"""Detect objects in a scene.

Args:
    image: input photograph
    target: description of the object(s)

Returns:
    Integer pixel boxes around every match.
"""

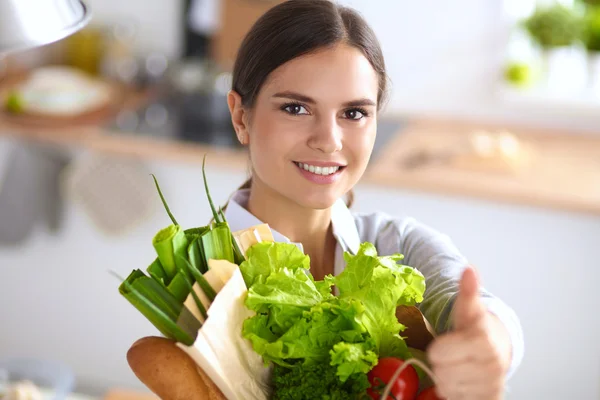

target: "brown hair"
[229,0,389,209]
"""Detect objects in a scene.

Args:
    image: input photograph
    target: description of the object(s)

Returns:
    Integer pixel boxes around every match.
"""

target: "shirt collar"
[223,189,361,255]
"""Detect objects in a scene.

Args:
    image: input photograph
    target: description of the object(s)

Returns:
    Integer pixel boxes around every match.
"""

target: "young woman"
[128,1,524,399]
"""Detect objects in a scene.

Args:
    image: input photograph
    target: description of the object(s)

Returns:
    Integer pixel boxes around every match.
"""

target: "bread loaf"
[127,336,227,400]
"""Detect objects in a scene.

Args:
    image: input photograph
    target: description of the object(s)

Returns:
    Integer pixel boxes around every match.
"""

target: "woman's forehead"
[261,45,379,104]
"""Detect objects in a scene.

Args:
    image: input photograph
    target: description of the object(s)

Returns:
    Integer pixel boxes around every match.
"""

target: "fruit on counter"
[4,91,24,114]
[366,357,419,400]
[503,62,532,87]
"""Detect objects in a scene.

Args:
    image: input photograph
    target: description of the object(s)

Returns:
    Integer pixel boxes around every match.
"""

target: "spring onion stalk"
[147,258,167,284]
[152,223,190,282]
[174,258,209,320]
[116,156,246,345]
[118,269,200,346]
[145,257,188,303]
[151,176,191,284]
[185,227,210,274]
[202,225,235,265]
[202,155,221,224]
[152,174,178,226]
[201,155,245,264]
[178,255,217,302]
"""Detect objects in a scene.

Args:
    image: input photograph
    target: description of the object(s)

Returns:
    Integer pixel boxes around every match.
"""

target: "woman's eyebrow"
[343,98,377,107]
[272,91,376,107]
[272,91,316,104]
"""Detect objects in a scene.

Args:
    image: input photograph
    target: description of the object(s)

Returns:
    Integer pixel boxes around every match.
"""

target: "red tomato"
[366,357,419,400]
[416,387,445,400]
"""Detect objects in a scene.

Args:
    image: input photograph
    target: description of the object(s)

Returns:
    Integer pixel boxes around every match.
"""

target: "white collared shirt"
[224,189,524,379]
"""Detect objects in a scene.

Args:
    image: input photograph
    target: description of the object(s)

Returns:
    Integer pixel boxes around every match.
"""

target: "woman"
[129,1,524,399]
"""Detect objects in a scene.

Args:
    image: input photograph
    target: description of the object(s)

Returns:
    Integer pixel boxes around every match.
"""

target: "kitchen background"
[1,0,599,399]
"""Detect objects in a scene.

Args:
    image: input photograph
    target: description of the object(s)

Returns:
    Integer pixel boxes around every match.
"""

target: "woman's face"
[243,44,380,210]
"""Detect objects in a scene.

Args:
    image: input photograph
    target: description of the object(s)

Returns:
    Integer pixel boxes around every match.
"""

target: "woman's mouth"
[293,161,345,184]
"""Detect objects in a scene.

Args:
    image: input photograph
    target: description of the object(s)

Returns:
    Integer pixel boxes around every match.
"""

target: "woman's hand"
[427,267,513,400]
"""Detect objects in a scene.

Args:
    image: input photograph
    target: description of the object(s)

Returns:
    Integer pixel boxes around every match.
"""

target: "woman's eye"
[344,109,367,120]
[283,104,308,115]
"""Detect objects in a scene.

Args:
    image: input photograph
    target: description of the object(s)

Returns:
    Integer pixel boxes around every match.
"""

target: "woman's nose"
[307,116,342,154]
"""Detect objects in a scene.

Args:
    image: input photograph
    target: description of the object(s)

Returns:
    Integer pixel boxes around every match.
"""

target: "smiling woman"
[127,1,525,399]
[227,0,388,218]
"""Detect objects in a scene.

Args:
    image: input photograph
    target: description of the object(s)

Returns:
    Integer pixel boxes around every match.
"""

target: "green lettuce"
[335,242,426,359]
[240,241,426,394]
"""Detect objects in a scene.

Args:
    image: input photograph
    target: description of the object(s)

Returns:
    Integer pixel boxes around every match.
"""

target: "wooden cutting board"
[365,117,600,216]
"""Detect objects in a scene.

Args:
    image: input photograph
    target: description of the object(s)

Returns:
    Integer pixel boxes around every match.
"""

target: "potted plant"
[523,3,585,92]
[582,6,600,94]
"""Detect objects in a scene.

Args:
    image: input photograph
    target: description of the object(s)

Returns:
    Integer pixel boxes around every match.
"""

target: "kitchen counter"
[365,117,600,216]
[1,78,600,217]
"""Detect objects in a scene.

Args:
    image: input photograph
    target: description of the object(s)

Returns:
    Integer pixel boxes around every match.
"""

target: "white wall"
[1,136,599,399]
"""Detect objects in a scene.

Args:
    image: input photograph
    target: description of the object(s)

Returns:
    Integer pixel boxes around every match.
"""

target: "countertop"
[1,77,600,217]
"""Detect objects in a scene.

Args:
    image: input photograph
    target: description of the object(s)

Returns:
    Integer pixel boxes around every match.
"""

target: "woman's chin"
[292,191,342,211]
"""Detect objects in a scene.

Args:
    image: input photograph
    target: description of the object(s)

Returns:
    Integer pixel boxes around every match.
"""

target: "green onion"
[166,271,192,303]
[152,174,178,226]
[185,227,210,274]
[117,269,200,346]
[202,154,245,264]
[147,258,168,285]
[178,255,217,302]
[116,157,247,346]
[202,224,235,264]
[147,257,189,303]
[202,155,221,224]
[152,225,190,280]
[174,257,209,321]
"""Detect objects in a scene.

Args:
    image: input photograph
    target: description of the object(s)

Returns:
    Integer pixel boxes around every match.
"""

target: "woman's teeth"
[295,162,340,176]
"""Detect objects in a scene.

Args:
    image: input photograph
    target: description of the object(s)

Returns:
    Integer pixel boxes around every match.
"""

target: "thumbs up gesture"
[427,267,513,400]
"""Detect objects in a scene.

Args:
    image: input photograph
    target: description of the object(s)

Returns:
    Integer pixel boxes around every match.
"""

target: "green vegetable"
[583,6,600,52]
[118,269,201,345]
[202,223,235,265]
[152,174,179,225]
[185,227,209,274]
[240,241,426,397]
[152,224,190,281]
[336,243,425,359]
[523,4,583,49]
[178,255,217,302]
[271,362,371,400]
[116,155,244,344]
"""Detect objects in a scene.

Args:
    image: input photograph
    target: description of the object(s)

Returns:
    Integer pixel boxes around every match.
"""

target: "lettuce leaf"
[335,242,426,359]
[240,241,426,389]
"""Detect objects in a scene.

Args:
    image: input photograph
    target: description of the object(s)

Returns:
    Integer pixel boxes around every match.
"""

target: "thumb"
[453,266,486,332]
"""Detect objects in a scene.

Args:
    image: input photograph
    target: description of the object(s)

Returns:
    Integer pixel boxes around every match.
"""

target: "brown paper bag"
[395,305,436,352]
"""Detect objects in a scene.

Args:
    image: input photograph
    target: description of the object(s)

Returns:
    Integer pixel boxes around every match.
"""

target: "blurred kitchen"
[1,0,599,399]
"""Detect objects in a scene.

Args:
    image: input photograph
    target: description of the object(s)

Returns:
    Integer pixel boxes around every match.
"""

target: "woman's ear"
[227,90,249,145]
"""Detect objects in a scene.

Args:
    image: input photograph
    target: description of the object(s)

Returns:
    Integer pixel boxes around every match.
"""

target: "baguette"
[127,336,227,400]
